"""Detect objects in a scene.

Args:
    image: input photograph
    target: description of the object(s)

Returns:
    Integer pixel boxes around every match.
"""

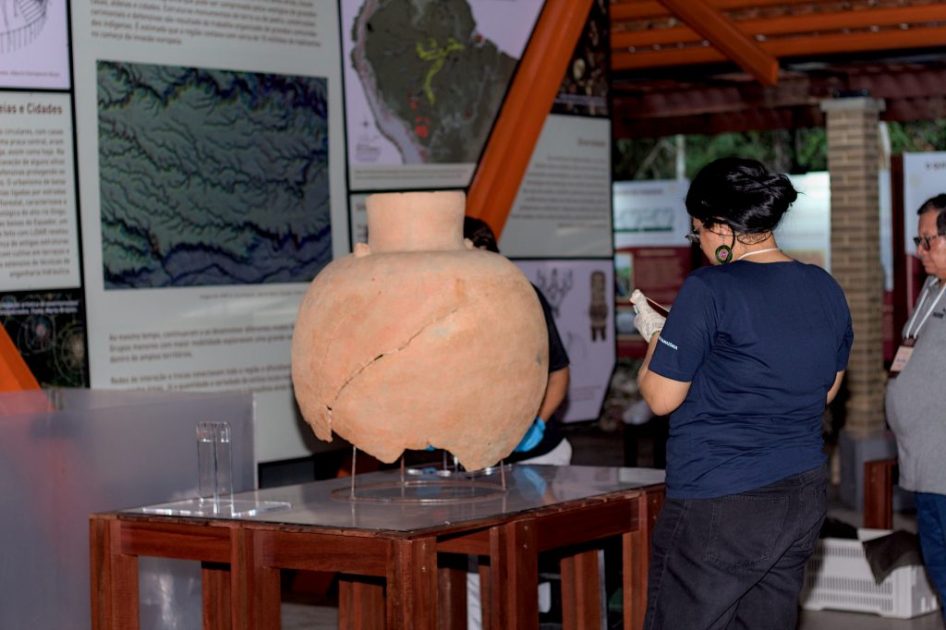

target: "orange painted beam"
[466,0,593,237]
[0,325,40,392]
[655,0,779,85]
[612,5,946,49]
[613,24,946,71]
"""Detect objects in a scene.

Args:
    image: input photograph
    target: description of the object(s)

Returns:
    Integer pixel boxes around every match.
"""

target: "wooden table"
[90,465,664,630]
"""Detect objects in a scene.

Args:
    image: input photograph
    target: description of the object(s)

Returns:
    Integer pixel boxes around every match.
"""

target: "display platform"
[91,465,665,630]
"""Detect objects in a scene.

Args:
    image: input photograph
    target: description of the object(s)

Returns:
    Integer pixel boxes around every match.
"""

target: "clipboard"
[645,297,669,317]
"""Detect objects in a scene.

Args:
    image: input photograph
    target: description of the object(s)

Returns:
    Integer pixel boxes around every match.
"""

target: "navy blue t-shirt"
[648,260,853,499]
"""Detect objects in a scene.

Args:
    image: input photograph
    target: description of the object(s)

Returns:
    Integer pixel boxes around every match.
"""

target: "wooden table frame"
[90,485,664,630]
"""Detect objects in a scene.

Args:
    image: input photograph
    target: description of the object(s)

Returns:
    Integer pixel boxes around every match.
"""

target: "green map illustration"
[351,0,517,164]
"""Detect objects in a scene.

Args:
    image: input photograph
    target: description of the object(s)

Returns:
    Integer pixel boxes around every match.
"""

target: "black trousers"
[644,466,827,630]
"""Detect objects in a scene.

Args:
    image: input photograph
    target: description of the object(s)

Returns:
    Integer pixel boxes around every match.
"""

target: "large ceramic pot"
[291,191,548,470]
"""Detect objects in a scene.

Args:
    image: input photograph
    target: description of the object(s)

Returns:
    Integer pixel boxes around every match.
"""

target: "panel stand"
[138,421,291,518]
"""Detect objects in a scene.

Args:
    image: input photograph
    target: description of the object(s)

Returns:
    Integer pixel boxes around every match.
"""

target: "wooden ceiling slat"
[743,5,946,36]
[767,25,946,57]
[655,0,779,85]
[613,66,946,115]
[612,107,826,138]
[612,5,946,49]
[610,1,666,21]
[612,66,946,113]
[612,26,708,49]
[613,47,725,71]
[613,24,946,71]
[610,0,837,21]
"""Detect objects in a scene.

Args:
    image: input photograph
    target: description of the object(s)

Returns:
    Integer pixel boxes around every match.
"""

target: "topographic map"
[349,0,520,164]
[97,61,331,289]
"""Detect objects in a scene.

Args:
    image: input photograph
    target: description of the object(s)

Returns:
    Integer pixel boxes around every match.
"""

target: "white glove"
[630,289,666,343]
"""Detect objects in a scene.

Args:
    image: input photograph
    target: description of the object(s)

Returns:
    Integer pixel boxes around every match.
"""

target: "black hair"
[462,216,500,253]
[685,157,798,234]
[917,194,946,235]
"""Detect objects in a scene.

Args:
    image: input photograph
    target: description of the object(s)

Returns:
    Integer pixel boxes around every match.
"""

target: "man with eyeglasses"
[887,193,946,622]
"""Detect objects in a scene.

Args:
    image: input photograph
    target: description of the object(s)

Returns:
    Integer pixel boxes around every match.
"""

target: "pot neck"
[366,191,466,253]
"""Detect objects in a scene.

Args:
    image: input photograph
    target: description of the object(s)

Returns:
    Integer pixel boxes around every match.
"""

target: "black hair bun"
[686,157,798,233]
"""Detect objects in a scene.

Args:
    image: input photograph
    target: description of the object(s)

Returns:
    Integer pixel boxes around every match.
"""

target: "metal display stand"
[335,447,510,504]
[137,421,289,519]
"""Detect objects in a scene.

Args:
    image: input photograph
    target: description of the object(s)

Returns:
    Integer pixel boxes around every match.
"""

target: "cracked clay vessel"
[291,191,549,470]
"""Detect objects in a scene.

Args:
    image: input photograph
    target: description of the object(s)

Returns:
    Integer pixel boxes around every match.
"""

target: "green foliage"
[614,128,827,181]
[793,127,828,173]
[886,120,946,153]
[612,137,677,181]
[613,119,946,182]
[683,131,775,175]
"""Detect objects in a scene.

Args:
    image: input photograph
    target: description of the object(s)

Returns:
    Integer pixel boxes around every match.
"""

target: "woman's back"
[648,259,852,499]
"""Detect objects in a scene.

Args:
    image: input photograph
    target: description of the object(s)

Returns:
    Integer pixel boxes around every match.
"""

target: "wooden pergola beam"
[613,24,946,71]
[613,5,946,49]
[612,107,825,138]
[655,0,779,85]
[613,46,723,71]
[769,25,946,58]
[611,0,821,22]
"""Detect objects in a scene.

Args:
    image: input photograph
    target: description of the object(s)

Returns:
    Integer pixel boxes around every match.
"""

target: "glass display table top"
[126,465,664,534]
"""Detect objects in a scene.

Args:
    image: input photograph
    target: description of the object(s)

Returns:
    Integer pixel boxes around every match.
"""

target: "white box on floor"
[800,528,940,619]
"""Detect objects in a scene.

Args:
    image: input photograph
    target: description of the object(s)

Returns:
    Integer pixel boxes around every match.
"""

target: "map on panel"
[343,0,544,189]
[97,62,332,289]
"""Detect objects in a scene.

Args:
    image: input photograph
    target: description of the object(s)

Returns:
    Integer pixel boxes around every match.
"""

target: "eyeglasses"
[913,234,946,251]
[685,227,700,245]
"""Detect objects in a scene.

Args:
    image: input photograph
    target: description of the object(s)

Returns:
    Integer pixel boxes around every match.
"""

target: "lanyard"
[905,279,946,340]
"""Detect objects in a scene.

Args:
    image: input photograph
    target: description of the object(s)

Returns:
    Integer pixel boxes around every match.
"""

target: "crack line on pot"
[329,305,462,415]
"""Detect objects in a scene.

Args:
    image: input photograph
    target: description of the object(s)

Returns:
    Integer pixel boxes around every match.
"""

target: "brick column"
[820,97,886,434]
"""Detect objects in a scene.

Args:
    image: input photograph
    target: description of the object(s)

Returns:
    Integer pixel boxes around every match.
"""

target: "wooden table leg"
[387,537,438,630]
[90,517,141,630]
[623,487,664,630]
[90,516,112,630]
[232,528,280,630]
[202,563,232,630]
[339,575,386,630]
[560,549,601,630]
[488,520,538,630]
[437,555,468,630]
[478,560,492,630]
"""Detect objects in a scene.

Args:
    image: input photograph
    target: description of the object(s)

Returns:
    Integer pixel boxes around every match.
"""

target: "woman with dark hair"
[631,157,853,629]
[461,216,572,465]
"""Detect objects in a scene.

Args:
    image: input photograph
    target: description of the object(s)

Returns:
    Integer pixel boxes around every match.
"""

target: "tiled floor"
[280,601,943,629]
[282,602,337,629]
[799,608,942,630]
[277,423,944,629]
